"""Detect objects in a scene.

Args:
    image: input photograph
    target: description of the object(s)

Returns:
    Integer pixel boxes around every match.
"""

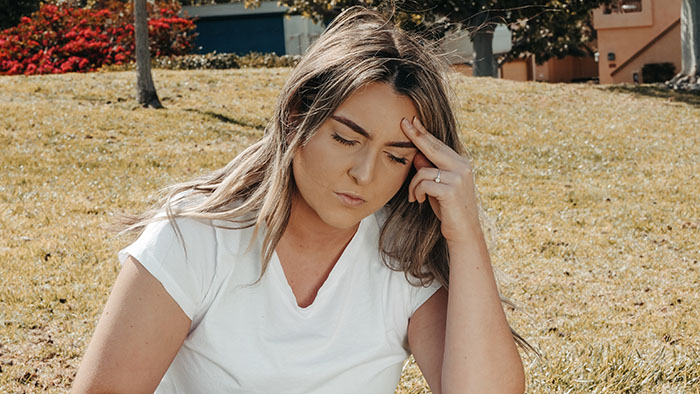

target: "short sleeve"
[408,279,443,318]
[118,217,217,321]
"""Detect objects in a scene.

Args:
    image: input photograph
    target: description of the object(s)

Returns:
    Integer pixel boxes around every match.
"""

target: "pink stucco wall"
[594,0,682,84]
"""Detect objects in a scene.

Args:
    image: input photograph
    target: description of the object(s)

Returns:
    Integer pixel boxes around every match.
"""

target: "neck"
[280,192,359,250]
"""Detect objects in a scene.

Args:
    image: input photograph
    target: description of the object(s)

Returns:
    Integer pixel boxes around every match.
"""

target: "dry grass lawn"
[0,68,698,393]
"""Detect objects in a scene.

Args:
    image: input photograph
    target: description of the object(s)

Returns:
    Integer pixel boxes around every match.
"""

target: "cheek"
[293,141,342,188]
[378,165,412,199]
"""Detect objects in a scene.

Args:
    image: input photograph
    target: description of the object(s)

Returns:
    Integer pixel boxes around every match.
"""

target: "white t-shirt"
[118,209,442,394]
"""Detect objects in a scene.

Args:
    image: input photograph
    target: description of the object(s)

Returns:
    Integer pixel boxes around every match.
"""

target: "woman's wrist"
[444,216,487,250]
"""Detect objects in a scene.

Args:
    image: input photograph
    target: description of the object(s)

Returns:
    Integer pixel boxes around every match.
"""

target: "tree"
[462,1,505,78]
[406,0,614,75]
[507,0,612,64]
[134,0,163,108]
[0,0,40,30]
[667,0,700,92]
[249,0,610,77]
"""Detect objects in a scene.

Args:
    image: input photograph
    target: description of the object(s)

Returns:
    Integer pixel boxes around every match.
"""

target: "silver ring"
[434,169,441,184]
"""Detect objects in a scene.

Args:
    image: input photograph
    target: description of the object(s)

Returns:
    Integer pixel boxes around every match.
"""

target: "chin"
[317,208,370,230]
[322,213,364,230]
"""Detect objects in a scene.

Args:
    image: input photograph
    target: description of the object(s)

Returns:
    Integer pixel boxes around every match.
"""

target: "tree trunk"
[667,0,700,91]
[472,29,497,77]
[469,2,497,78]
[134,0,163,108]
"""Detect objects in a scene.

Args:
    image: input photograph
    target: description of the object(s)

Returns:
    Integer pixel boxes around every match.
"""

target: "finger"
[410,152,434,202]
[401,117,462,170]
[413,177,450,204]
[412,151,434,171]
[409,167,436,202]
[409,167,454,202]
[409,166,437,202]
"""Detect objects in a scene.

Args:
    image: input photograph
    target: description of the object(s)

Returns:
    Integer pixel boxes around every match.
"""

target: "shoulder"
[143,193,256,256]
[146,216,216,244]
[123,216,219,269]
[152,216,257,258]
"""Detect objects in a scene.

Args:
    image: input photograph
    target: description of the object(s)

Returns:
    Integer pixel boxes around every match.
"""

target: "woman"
[72,6,528,394]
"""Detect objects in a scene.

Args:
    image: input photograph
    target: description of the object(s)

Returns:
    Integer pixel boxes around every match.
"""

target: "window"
[603,0,642,14]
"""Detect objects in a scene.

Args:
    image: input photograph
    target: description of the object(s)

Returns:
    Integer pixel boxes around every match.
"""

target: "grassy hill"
[0,69,698,393]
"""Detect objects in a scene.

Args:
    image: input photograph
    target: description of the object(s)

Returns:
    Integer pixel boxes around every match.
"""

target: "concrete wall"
[594,0,682,83]
[611,22,681,83]
[502,59,531,81]
[440,25,512,64]
[452,63,473,77]
[456,55,596,83]
[282,15,325,56]
[533,55,598,83]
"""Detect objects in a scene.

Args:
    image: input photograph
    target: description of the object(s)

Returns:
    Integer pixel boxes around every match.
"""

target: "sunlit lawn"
[0,68,698,393]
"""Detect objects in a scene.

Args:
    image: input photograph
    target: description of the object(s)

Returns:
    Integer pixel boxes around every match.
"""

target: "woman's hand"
[400,116,482,243]
[402,116,526,394]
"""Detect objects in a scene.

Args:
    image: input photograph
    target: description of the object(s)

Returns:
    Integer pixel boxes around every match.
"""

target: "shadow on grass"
[603,84,700,108]
[184,108,266,130]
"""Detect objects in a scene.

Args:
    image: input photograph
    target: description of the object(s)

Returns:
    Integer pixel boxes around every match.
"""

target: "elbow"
[71,387,132,394]
[504,352,526,394]
[441,360,526,394]
[499,344,526,394]
[513,366,526,394]
[70,380,132,394]
[507,356,526,394]
[70,384,106,394]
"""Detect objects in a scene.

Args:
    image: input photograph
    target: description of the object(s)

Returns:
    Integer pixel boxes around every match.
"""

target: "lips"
[335,192,366,207]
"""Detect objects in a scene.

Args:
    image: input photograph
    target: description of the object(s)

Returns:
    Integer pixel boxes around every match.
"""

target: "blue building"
[182,1,326,56]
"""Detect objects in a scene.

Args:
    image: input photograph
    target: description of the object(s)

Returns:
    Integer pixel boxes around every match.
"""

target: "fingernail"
[402,118,411,127]
[412,116,424,134]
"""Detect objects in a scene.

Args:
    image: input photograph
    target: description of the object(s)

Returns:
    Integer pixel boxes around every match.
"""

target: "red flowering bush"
[0,0,196,75]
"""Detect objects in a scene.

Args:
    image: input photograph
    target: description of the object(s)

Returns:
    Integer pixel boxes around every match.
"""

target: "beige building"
[455,0,682,84]
[501,55,599,83]
[453,53,599,83]
[449,24,600,82]
[593,0,682,84]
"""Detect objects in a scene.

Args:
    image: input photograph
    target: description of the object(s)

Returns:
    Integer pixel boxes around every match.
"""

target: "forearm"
[441,222,525,394]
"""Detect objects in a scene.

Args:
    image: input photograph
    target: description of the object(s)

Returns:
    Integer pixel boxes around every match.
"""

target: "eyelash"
[331,132,357,146]
[331,132,408,165]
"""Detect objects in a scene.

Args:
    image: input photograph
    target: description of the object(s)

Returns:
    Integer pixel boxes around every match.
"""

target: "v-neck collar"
[268,214,372,315]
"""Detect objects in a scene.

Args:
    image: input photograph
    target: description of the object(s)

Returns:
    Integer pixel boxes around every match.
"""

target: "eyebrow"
[330,115,416,149]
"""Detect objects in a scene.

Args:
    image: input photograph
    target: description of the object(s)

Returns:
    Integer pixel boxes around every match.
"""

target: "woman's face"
[292,82,419,230]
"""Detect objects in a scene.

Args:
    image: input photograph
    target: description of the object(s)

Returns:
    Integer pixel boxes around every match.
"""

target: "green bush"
[101,52,302,72]
[235,52,301,68]
[154,52,242,70]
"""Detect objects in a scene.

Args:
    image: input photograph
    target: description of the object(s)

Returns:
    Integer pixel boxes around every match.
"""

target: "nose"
[347,148,376,186]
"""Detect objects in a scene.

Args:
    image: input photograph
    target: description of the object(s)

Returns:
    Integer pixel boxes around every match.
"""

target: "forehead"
[332,82,418,140]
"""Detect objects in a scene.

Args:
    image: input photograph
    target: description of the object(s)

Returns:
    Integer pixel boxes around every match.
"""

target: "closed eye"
[387,153,408,165]
[333,132,407,165]
[332,132,358,146]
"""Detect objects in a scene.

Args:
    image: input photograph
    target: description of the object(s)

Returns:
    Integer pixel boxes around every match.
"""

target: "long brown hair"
[120,6,535,354]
